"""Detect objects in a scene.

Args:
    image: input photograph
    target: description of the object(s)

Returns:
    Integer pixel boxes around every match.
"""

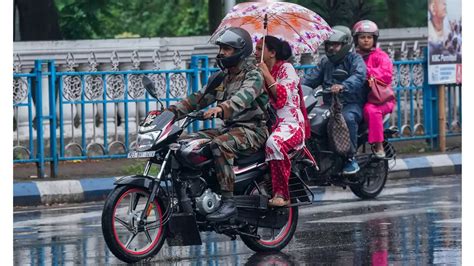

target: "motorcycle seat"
[235,150,266,167]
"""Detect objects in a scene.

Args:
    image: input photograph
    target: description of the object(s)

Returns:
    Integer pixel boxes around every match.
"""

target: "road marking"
[300,200,405,215]
[14,210,102,228]
[306,204,458,224]
[14,205,138,228]
[14,203,103,214]
[434,218,461,224]
[308,183,460,202]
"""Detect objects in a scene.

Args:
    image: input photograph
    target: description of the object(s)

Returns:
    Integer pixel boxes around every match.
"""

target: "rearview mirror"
[142,76,158,99]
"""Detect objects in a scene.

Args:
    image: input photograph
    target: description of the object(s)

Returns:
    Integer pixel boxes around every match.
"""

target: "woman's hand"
[257,62,272,80]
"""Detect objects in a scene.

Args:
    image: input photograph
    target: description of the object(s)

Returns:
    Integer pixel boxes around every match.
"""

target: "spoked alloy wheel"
[102,186,166,263]
[241,181,298,252]
[350,159,388,199]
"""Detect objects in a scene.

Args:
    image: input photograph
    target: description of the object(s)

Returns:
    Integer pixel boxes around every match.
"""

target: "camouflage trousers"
[192,126,268,192]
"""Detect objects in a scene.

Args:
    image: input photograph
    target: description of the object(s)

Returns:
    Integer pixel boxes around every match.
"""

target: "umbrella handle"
[260,35,266,63]
[260,14,268,64]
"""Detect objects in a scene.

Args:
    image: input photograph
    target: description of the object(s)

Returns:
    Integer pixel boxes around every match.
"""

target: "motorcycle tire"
[240,180,298,252]
[350,159,388,199]
[102,185,167,263]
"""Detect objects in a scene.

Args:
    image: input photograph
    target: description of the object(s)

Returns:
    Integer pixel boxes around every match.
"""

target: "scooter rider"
[167,27,269,221]
[302,25,367,175]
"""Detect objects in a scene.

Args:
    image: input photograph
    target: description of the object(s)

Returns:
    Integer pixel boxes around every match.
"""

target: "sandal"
[268,195,290,207]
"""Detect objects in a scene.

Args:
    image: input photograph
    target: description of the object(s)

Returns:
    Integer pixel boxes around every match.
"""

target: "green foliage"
[293,0,427,29]
[56,0,115,39]
[54,0,427,40]
[55,0,209,39]
[121,161,160,176]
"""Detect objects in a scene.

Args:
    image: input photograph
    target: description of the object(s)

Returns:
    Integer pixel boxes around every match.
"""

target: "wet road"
[14,175,461,265]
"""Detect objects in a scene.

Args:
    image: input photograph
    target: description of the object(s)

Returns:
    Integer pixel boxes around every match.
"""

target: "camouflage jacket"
[168,59,269,130]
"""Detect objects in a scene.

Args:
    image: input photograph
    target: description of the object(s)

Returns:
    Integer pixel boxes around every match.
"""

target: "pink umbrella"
[210,1,333,56]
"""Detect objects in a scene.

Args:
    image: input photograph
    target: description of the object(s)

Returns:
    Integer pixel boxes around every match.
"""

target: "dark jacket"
[302,52,367,106]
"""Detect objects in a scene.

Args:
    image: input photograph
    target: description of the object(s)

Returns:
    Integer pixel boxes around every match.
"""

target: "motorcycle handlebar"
[187,110,209,121]
[322,87,346,94]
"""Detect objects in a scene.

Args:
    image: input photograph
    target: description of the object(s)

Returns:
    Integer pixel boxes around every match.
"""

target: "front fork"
[139,149,172,223]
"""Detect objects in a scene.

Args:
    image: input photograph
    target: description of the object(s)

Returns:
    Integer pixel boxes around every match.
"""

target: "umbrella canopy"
[210,1,333,55]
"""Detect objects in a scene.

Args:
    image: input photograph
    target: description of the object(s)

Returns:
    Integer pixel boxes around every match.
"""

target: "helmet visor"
[327,30,347,43]
[214,29,246,49]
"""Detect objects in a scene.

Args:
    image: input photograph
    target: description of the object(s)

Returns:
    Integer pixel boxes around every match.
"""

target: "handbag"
[367,76,395,105]
[327,94,352,156]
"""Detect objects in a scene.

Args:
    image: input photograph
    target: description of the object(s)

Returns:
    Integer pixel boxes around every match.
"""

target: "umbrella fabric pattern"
[210,1,333,55]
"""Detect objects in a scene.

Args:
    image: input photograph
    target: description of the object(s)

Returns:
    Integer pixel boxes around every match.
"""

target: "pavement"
[13,151,462,207]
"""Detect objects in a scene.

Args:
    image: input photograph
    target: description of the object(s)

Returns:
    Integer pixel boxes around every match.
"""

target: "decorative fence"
[13,46,461,178]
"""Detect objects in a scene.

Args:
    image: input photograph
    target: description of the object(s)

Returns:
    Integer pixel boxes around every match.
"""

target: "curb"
[14,177,117,206]
[13,153,462,207]
[388,153,461,179]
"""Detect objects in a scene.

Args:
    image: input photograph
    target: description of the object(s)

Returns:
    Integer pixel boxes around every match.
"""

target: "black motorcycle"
[101,76,316,263]
[301,69,397,199]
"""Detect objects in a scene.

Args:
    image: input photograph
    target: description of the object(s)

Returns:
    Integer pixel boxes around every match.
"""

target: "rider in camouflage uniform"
[168,27,269,221]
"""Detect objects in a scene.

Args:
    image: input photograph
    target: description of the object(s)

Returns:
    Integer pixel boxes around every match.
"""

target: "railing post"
[34,60,45,178]
[198,55,212,129]
[422,48,438,150]
[190,55,200,132]
[48,61,58,178]
[438,85,446,151]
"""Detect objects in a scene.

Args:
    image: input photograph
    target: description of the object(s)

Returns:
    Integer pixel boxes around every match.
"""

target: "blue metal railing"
[13,55,461,178]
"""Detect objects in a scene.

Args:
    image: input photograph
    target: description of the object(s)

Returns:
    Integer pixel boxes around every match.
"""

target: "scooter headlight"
[136,131,161,151]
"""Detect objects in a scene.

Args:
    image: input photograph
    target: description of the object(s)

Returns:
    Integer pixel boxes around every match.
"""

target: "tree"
[14,0,63,41]
[55,0,113,39]
[57,0,209,39]
[13,0,428,41]
[209,0,223,34]
[294,0,426,29]
[384,0,427,28]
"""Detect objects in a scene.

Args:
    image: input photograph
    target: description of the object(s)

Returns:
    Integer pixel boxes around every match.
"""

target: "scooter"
[301,69,397,199]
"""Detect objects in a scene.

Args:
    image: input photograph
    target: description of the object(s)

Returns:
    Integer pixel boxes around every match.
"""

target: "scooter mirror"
[142,76,159,99]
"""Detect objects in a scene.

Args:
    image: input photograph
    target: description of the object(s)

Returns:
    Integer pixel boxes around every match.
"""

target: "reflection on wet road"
[14,175,461,265]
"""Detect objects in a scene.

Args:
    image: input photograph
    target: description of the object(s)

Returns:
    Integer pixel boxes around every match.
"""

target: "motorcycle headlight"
[136,131,161,151]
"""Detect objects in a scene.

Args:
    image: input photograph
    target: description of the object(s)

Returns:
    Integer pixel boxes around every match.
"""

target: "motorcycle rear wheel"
[240,181,298,252]
[102,185,166,263]
[350,159,388,199]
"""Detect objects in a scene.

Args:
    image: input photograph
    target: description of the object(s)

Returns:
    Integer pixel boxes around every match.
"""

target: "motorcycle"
[101,75,317,263]
[301,69,397,199]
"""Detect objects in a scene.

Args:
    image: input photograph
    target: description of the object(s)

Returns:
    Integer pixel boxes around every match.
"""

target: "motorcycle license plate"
[127,151,156,158]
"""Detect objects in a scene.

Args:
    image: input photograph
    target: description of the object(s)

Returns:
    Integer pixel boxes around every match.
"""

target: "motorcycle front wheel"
[101,185,167,263]
[240,180,298,252]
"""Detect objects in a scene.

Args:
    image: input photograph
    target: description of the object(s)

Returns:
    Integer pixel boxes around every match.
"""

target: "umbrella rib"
[213,15,265,34]
[273,12,323,25]
[269,13,317,53]
[223,14,265,27]
[210,14,267,41]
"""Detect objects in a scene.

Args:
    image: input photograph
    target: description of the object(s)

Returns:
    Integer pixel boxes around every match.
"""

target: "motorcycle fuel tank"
[176,138,213,168]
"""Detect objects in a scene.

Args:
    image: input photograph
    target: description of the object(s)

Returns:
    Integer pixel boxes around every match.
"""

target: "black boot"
[206,198,237,222]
